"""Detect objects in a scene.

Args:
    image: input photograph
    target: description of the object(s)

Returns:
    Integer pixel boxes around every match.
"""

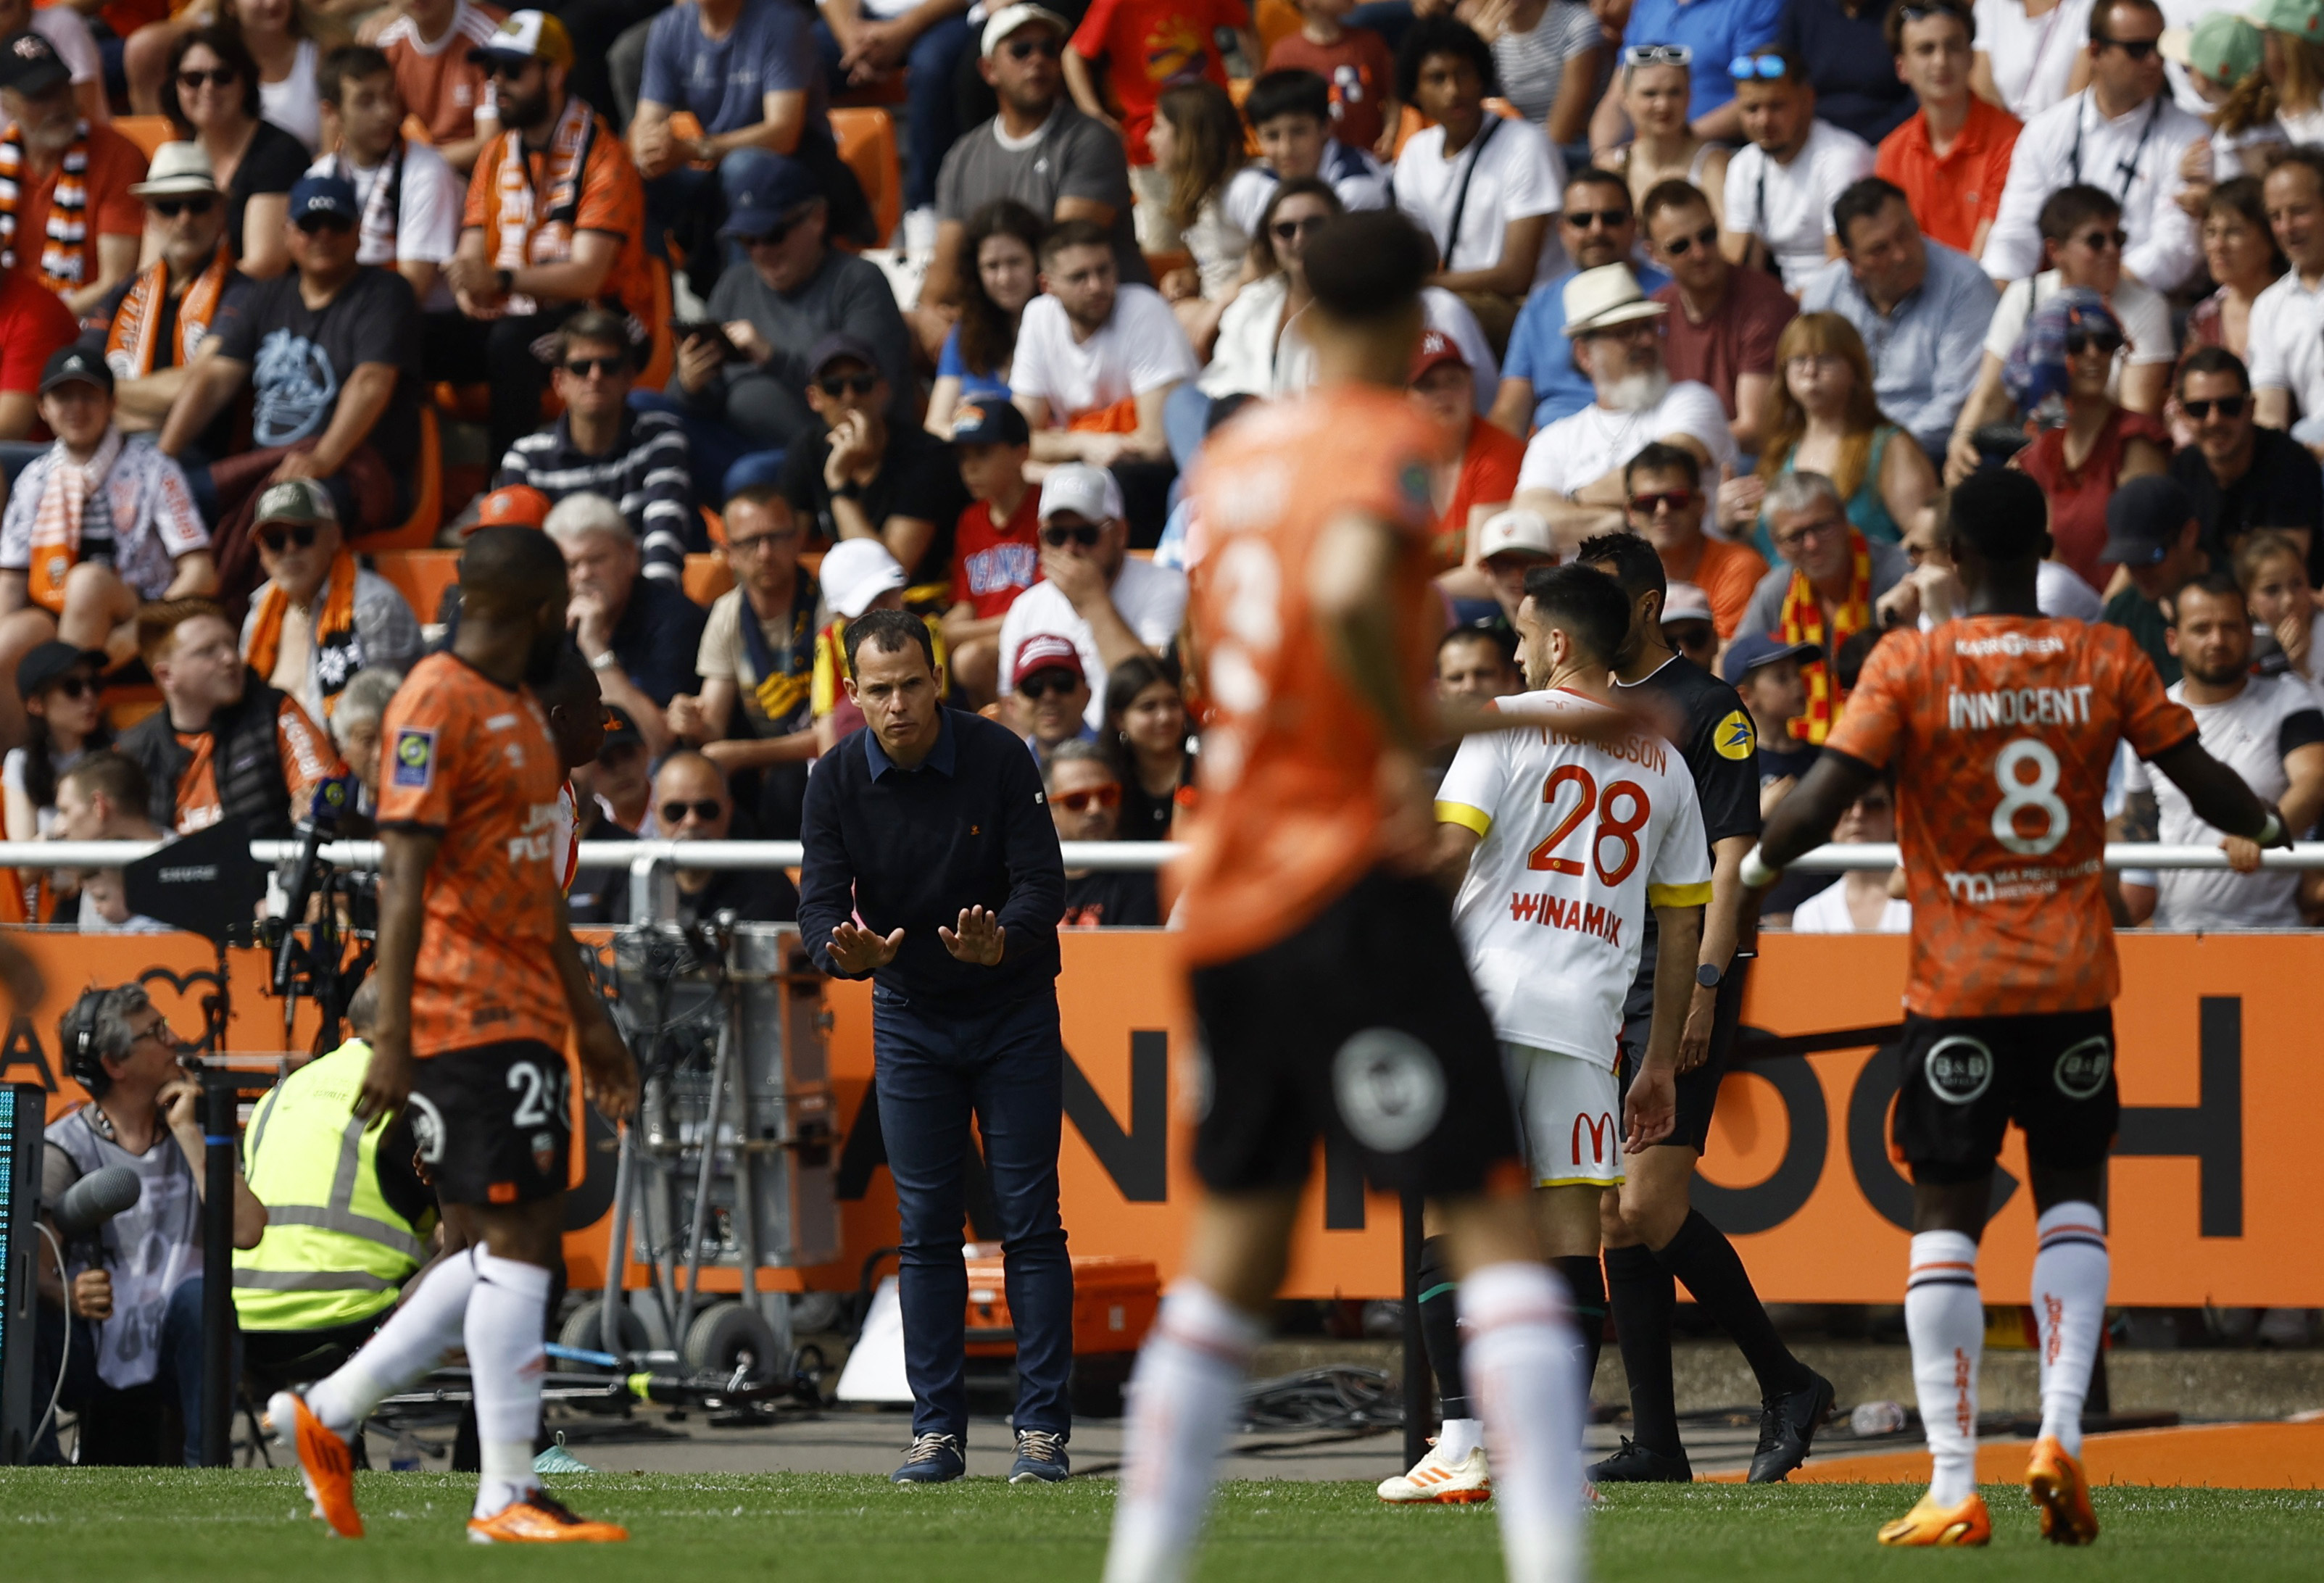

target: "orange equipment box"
[962,1252,1158,1358]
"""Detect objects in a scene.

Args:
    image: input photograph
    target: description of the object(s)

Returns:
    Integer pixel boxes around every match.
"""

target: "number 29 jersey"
[1825,617,2196,1018]
[1436,691,1714,1067]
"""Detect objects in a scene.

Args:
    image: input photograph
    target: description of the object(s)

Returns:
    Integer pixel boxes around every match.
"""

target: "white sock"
[1905,1231,1983,1506]
[305,1248,481,1439]
[2030,1202,2109,1456]
[1437,1416,1485,1464]
[1102,1281,1261,1583]
[1462,1262,1582,1583]
[465,1251,551,1519]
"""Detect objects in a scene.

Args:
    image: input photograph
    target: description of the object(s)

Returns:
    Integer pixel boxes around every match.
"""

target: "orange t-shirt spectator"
[1068,0,1252,165]
[379,0,507,166]
[1622,440,1767,639]
[1409,328,1522,574]
[0,267,80,441]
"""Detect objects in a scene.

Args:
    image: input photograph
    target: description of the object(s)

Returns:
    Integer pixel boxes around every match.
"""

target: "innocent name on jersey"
[1946,685,2096,732]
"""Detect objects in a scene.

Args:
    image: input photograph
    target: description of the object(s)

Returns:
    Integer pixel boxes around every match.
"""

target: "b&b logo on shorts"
[1332,1028,1445,1153]
[1924,1036,1994,1105]
[2054,1036,2112,1100]
[391,727,436,789]
[531,1130,558,1178]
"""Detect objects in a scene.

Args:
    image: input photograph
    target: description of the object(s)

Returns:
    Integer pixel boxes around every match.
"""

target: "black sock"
[1653,1209,1810,1397]
[1415,1235,1471,1420]
[1603,1242,1682,1456]
[1554,1253,1607,1400]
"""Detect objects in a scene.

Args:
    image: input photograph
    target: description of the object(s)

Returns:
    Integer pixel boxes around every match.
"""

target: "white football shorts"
[1501,1041,1624,1187]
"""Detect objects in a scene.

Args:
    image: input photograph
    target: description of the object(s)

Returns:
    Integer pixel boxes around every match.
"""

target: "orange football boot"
[2026,1436,2100,1545]
[1876,1489,1993,1547]
[270,1390,362,1538]
[467,1492,630,1544]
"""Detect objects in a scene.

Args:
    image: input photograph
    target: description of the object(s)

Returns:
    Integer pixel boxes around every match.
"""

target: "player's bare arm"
[549,891,637,1123]
[353,825,441,1122]
[1681,835,1754,1072]
[1753,749,1881,876]
[1626,902,1701,1152]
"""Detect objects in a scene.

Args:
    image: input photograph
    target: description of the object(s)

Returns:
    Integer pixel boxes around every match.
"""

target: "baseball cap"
[820,537,908,619]
[129,141,219,199]
[473,483,552,531]
[807,331,882,380]
[256,478,337,526]
[1476,507,1556,563]
[287,173,358,225]
[1660,582,1714,627]
[1720,632,1822,685]
[1012,633,1084,689]
[949,398,1032,447]
[982,3,1070,57]
[468,9,573,67]
[2162,12,2265,80]
[2249,0,2324,49]
[39,346,112,396]
[597,702,643,757]
[1039,462,1124,524]
[1411,328,1469,383]
[2100,473,2196,567]
[718,154,824,238]
[14,639,104,697]
[0,31,69,96]
[721,451,787,504]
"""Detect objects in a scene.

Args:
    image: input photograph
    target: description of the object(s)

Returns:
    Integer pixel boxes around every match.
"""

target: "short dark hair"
[1305,209,1433,320]
[2271,144,2324,198]
[1519,563,1633,668]
[1395,15,1498,105]
[1640,178,1714,228]
[556,308,636,365]
[2178,344,2253,395]
[844,608,936,673]
[1245,67,1330,128]
[1623,441,1701,492]
[2170,569,2249,626]
[1941,470,2049,562]
[1040,217,1114,263]
[1832,177,1912,249]
[1883,0,1974,54]
[163,25,262,130]
[316,42,391,107]
[59,750,150,819]
[2091,0,2163,41]
[60,984,157,1099]
[2037,183,2122,243]
[1437,618,1517,669]
[1564,165,1631,208]
[1574,529,1668,604]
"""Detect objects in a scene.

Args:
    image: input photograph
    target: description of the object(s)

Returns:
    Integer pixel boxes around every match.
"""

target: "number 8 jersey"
[1825,617,2196,1018]
[1437,691,1714,1068]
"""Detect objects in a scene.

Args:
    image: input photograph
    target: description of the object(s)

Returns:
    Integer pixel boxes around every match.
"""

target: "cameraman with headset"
[33,985,266,1464]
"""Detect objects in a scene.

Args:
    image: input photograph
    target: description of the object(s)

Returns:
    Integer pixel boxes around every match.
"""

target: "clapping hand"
[939,905,1006,965]
[829,921,904,974]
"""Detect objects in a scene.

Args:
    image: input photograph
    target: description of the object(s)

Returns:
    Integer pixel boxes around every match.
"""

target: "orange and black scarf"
[1780,528,1872,744]
[489,94,593,317]
[246,548,363,717]
[103,246,231,378]
[0,119,90,294]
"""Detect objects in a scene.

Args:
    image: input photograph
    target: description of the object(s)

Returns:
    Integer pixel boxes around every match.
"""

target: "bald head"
[654,750,731,842]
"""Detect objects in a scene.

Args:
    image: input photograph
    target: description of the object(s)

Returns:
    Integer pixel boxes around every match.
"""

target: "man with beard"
[2119,573,2324,930]
[0,30,144,317]
[1510,263,1736,549]
[1491,168,1671,435]
[444,11,655,464]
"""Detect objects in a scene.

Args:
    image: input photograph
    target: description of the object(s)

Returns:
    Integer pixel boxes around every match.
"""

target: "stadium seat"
[684,552,734,605]
[833,108,902,254]
[354,404,444,551]
[115,115,172,157]
[638,255,676,394]
[369,549,460,623]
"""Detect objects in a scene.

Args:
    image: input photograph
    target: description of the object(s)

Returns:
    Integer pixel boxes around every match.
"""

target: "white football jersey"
[1437,689,1714,1066]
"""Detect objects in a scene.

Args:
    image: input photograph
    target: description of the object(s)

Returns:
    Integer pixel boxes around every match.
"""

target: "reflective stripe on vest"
[233,1039,428,1331]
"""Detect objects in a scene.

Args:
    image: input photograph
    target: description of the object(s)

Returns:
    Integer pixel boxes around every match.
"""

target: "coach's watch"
[495,267,515,297]
[1695,962,1724,989]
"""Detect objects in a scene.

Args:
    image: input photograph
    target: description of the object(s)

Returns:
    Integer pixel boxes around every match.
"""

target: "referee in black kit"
[795,608,1074,1488]
[1575,533,1835,1484]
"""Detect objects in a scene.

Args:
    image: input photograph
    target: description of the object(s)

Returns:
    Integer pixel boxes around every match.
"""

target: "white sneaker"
[1377,1441,1492,1503]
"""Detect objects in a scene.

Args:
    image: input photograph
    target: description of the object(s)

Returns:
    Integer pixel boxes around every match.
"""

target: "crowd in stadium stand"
[1,0,2323,933]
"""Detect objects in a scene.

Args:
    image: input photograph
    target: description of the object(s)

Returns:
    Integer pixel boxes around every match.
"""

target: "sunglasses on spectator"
[1018,670,1082,700]
[1628,489,1694,515]
[818,373,879,396]
[294,212,353,235]
[1566,207,1630,230]
[1659,224,1719,257]
[1729,54,1788,80]
[2064,328,2123,357]
[1003,34,1063,59]
[1042,523,1102,547]
[1271,215,1327,241]
[177,67,238,89]
[563,354,626,378]
[2096,33,2159,59]
[1624,43,1692,66]
[727,529,799,555]
[258,523,320,554]
[43,674,96,701]
[481,58,534,80]
[661,799,723,823]
[1053,784,1121,813]
[2072,228,2128,251]
[2182,395,2247,419]
[152,196,215,218]
[1773,518,1846,551]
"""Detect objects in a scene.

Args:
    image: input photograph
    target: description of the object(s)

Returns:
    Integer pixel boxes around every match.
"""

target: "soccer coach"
[797,608,1073,1487]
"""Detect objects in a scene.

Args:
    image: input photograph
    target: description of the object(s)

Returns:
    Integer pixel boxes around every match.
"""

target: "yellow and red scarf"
[246,547,364,718]
[0,119,90,295]
[103,246,231,378]
[489,94,593,317]
[1780,528,1872,744]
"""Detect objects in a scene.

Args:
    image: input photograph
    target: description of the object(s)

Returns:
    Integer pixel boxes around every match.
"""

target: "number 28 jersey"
[1825,618,2195,1018]
[1437,691,1714,1067]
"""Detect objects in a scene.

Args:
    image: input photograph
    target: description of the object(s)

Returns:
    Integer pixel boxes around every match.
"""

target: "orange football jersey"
[1826,617,2194,1018]
[375,652,570,1055]
[1173,385,1443,966]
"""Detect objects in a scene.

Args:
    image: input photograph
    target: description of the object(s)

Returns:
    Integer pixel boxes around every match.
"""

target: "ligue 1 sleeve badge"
[391,726,436,789]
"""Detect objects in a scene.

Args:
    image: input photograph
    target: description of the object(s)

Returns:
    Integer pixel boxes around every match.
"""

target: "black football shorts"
[1188,868,1522,1199]
[406,1039,573,1207]
[1890,1007,2118,1183]
[1618,954,1752,1155]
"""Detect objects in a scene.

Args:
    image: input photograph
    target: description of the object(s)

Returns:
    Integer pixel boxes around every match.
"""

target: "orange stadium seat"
[684,552,734,605]
[638,255,675,393]
[115,115,173,157]
[354,404,444,551]
[833,107,902,252]
[369,549,460,623]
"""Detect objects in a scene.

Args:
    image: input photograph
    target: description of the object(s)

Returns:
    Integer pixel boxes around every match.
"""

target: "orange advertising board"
[4,926,2312,1305]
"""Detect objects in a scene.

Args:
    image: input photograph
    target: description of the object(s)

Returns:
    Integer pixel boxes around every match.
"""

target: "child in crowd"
[1220,68,1390,241]
[1264,0,1399,154]
[1066,0,1258,250]
[939,399,1042,707]
[1151,80,1253,348]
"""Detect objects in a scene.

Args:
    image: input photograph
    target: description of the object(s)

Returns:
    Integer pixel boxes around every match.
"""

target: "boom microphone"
[50,1163,140,1239]
[275,773,354,993]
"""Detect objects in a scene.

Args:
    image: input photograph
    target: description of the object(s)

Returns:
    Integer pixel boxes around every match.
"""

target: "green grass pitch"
[4,1471,2320,1580]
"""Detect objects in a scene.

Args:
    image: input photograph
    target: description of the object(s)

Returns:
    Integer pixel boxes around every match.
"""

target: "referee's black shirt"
[797,709,1065,1010]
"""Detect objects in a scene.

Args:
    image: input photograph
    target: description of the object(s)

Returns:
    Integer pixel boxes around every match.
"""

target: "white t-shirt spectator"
[2244,268,2324,423]
[1973,0,2095,122]
[1983,270,2175,400]
[1272,285,1501,411]
[31,6,101,91]
[1393,115,1566,286]
[1011,284,1198,426]
[2120,671,2324,930]
[995,558,1190,731]
[1722,120,1875,292]
[1788,879,1911,932]
[1980,89,2207,290]
[1515,379,1738,496]
[261,37,323,152]
[308,142,464,312]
